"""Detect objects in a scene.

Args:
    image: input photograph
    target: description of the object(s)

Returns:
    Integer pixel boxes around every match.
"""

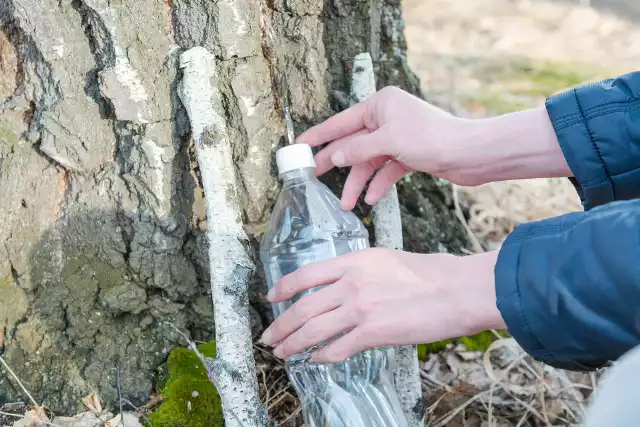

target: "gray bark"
[0,0,469,419]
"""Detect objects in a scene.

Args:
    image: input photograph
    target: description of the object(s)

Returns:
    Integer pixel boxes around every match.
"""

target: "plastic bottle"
[260,143,408,427]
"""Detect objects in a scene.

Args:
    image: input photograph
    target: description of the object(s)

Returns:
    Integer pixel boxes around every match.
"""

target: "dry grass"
[421,336,595,426]
[419,190,595,427]
[254,345,303,426]
[460,179,582,251]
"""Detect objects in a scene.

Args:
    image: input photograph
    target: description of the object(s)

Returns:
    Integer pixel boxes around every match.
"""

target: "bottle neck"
[280,167,316,186]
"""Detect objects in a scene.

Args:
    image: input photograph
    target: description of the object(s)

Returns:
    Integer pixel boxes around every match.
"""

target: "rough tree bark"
[0,0,469,419]
[351,52,423,427]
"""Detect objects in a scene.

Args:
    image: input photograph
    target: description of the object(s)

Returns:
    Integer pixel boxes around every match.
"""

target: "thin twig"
[487,334,582,422]
[503,392,547,424]
[166,322,196,350]
[0,355,39,407]
[536,364,551,426]
[260,367,269,404]
[121,397,155,427]
[515,410,530,427]
[452,184,484,253]
[487,381,496,426]
[0,410,25,419]
[432,388,499,427]
[267,385,291,409]
[116,364,124,425]
[279,406,301,426]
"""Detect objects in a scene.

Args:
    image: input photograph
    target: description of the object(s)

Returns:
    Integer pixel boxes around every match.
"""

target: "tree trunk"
[0,0,469,419]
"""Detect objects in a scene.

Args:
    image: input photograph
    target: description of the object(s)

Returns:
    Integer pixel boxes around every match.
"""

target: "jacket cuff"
[496,222,609,371]
[546,89,614,210]
[494,225,556,363]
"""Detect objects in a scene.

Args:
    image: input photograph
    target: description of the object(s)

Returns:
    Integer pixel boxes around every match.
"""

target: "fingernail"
[267,288,276,302]
[273,345,284,359]
[364,192,374,205]
[331,151,346,167]
[260,328,272,345]
[311,351,323,363]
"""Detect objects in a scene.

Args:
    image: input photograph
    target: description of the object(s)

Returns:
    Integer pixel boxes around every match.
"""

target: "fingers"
[311,327,371,363]
[364,161,408,205]
[268,256,352,302]
[330,128,394,169]
[273,307,355,359]
[261,285,344,346]
[314,129,371,176]
[297,100,376,147]
[340,157,388,211]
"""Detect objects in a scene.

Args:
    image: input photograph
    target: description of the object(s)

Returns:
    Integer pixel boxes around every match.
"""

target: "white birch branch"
[351,52,425,427]
[178,46,267,427]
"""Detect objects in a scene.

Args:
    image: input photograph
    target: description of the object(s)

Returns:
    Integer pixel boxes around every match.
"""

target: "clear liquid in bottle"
[260,144,408,427]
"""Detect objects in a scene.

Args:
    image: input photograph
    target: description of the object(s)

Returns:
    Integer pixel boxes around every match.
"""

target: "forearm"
[465,71,640,207]
[456,251,506,335]
[454,107,572,185]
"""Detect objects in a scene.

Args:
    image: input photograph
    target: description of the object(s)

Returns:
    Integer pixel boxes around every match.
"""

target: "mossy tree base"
[147,342,223,427]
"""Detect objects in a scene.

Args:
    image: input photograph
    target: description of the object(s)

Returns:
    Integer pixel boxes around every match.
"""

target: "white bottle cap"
[276,144,316,175]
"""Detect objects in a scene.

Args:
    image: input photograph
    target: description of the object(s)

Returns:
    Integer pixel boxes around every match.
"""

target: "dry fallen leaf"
[12,406,50,427]
[81,391,103,415]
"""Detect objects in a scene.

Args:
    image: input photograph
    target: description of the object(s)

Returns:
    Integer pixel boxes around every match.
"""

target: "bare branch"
[351,52,424,427]
[178,46,267,427]
[116,365,124,425]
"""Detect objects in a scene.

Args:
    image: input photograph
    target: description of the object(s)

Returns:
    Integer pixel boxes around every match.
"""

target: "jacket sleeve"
[546,71,640,210]
[495,198,640,371]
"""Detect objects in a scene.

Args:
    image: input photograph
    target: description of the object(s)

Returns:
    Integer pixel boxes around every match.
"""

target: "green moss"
[417,339,454,360]
[459,330,509,351]
[147,341,223,427]
[463,58,622,116]
[417,330,510,361]
[479,57,611,93]
[508,59,605,96]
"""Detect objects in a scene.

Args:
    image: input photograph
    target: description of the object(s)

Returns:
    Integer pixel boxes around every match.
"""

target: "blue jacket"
[495,71,640,371]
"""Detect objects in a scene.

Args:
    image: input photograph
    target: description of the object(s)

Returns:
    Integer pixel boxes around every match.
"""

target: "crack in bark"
[1,2,63,146]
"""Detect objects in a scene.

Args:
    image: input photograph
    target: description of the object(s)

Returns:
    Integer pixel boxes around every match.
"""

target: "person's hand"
[260,249,506,363]
[297,86,571,210]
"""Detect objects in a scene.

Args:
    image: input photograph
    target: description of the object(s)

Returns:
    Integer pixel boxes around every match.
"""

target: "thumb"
[330,128,393,168]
